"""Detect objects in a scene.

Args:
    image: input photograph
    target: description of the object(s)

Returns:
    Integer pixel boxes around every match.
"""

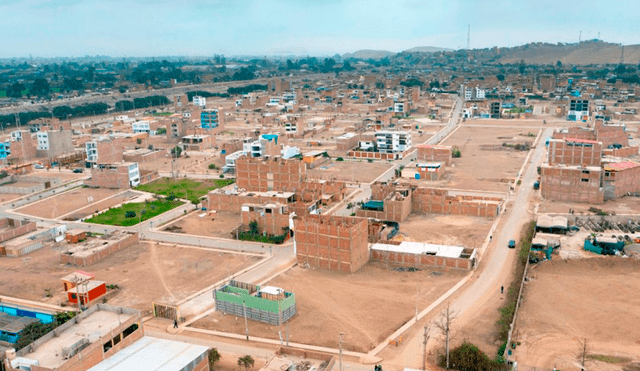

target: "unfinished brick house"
[540,165,604,204]
[84,162,141,189]
[357,182,502,222]
[236,157,307,192]
[603,161,640,199]
[547,138,602,166]
[416,144,453,165]
[240,203,291,236]
[294,215,369,274]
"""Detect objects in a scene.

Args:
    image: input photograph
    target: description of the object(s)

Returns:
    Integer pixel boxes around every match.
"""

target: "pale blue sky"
[2,0,639,58]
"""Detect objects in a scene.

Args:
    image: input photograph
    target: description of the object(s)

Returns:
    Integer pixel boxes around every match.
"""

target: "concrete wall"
[294,215,369,274]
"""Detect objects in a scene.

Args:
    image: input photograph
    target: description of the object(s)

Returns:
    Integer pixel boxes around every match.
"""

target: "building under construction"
[213,280,296,325]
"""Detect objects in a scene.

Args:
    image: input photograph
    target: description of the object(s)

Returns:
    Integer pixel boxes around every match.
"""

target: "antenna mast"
[466,24,470,50]
[620,45,625,64]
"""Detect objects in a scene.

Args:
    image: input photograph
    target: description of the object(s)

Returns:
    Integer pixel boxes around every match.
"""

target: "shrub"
[238,355,255,370]
[125,211,136,218]
[452,146,462,158]
[219,174,225,179]
[208,348,221,368]
[438,341,503,371]
[336,157,344,161]
[208,163,217,170]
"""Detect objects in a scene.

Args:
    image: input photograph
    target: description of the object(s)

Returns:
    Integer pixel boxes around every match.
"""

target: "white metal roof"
[371,241,465,258]
[260,286,284,295]
[87,336,209,371]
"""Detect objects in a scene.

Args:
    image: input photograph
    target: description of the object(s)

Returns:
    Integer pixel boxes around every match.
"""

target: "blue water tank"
[415,173,421,179]
[221,149,226,154]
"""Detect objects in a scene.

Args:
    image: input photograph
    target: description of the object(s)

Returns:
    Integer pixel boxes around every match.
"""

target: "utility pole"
[242,300,249,340]
[422,322,431,370]
[339,332,346,371]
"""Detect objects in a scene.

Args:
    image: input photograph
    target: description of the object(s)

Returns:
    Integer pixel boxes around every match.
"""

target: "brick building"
[240,203,291,236]
[294,215,369,274]
[416,144,452,165]
[84,162,141,189]
[236,157,307,192]
[603,161,640,199]
[540,165,604,204]
[85,138,125,168]
[547,138,602,166]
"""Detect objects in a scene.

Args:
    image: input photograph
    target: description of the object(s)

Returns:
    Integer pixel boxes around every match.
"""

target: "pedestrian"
[173,319,178,328]
[489,235,492,241]
[501,285,504,294]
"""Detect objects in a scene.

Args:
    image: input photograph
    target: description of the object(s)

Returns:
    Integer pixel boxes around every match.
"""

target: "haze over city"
[2,0,640,58]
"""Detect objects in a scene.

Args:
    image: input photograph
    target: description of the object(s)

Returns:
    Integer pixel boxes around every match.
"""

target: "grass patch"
[587,354,631,364]
[136,177,234,204]
[496,220,535,343]
[85,199,183,226]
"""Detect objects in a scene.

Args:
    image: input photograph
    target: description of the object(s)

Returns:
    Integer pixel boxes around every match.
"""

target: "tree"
[237,355,255,370]
[556,60,563,70]
[8,82,26,98]
[248,220,259,234]
[136,138,142,145]
[496,74,505,82]
[435,304,457,369]
[576,338,590,371]
[208,348,221,369]
[31,78,50,97]
[171,146,182,158]
[518,59,526,74]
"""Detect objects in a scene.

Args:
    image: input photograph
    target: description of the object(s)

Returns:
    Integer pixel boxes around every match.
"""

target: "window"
[582,170,590,174]
[581,179,589,183]
[113,333,121,345]
[103,340,113,353]
[122,323,139,338]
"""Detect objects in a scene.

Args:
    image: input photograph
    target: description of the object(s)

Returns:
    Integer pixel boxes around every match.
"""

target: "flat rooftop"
[371,241,470,258]
[87,336,209,371]
[23,307,136,369]
[0,312,39,334]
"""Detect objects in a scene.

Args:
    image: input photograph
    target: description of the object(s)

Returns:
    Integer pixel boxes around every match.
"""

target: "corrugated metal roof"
[87,337,209,371]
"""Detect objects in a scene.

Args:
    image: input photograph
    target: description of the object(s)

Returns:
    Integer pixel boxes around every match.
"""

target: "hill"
[342,49,395,60]
[496,40,640,65]
[403,46,452,53]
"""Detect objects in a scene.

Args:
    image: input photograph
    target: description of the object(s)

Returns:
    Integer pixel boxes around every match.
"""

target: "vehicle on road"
[72,168,84,173]
[508,239,516,249]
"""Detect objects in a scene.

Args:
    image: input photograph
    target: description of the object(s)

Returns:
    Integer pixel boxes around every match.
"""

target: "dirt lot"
[14,187,127,219]
[192,262,466,353]
[63,190,140,220]
[514,258,640,370]
[397,214,493,248]
[442,126,533,192]
[0,242,260,313]
[0,193,25,203]
[162,211,240,239]
[537,195,640,215]
[307,160,393,183]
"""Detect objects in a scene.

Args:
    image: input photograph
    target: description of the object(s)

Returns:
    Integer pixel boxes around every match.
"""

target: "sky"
[2,0,639,58]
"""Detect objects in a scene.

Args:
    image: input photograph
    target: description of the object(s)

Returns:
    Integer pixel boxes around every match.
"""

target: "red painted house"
[67,280,107,305]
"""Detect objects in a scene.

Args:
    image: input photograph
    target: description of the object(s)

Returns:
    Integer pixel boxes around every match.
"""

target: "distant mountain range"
[495,41,640,65]
[342,46,451,60]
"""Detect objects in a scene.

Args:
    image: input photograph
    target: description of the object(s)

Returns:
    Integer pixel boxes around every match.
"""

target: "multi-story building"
[85,138,125,168]
[192,95,206,107]
[491,101,501,119]
[375,130,412,154]
[85,162,141,189]
[0,141,10,160]
[35,130,74,158]
[201,109,221,130]
[459,84,486,101]
[568,98,590,121]
[547,138,602,167]
[180,135,215,151]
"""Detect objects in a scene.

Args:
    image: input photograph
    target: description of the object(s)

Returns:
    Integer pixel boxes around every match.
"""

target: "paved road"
[385,128,552,368]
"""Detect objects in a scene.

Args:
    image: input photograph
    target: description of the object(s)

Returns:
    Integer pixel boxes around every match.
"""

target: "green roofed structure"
[213,280,296,325]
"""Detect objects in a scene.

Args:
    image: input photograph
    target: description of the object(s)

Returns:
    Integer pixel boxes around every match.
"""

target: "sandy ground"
[30,171,87,181]
[537,195,640,215]
[192,263,466,353]
[0,242,260,314]
[0,193,25,203]
[397,214,493,248]
[14,187,125,219]
[514,258,640,370]
[442,126,532,192]
[307,160,394,183]
[162,211,240,239]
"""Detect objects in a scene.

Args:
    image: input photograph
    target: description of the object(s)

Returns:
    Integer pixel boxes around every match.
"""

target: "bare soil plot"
[397,214,493,248]
[537,195,640,215]
[192,263,466,353]
[162,211,240,239]
[307,160,393,183]
[14,187,124,219]
[442,126,531,192]
[0,242,260,313]
[0,193,24,203]
[514,258,640,370]
[32,171,87,181]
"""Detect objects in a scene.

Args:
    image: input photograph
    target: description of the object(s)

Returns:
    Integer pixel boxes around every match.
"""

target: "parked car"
[508,240,516,249]
[72,168,84,173]
[34,164,44,169]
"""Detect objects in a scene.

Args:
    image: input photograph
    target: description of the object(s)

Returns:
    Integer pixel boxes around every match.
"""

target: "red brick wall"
[541,166,604,204]
[547,139,602,166]
[416,145,452,165]
[236,157,307,192]
[411,188,501,218]
[294,215,369,273]
[0,220,37,243]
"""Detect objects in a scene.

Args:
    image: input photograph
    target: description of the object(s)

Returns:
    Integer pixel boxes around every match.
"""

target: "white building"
[222,150,245,173]
[393,101,405,113]
[459,84,486,101]
[192,95,206,107]
[375,130,412,154]
[132,120,151,134]
[36,132,50,150]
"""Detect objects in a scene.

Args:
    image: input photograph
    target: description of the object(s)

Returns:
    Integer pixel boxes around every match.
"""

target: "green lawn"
[136,178,234,204]
[0,91,6,98]
[84,199,184,226]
